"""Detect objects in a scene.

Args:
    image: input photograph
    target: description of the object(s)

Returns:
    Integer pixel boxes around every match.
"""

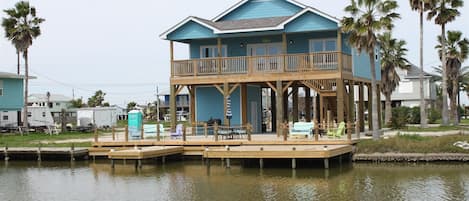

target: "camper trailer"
[0,111,18,128]
[77,107,117,128]
[25,106,55,128]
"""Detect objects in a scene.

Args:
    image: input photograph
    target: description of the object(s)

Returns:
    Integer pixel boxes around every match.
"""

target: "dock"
[203,145,352,169]
[107,146,184,168]
[0,147,88,161]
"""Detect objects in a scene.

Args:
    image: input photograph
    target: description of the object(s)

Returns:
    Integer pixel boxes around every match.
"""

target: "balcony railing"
[172,52,352,77]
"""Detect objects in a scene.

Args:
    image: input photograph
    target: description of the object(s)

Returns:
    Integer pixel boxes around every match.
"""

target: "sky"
[0,0,468,107]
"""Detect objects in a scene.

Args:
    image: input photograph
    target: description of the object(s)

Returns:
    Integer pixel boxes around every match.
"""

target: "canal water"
[1,160,468,201]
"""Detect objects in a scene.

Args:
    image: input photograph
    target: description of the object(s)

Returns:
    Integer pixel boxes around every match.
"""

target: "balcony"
[172,52,352,78]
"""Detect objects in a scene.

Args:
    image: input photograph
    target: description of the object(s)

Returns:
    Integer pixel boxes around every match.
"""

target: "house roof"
[160,0,340,39]
[29,93,72,102]
[0,71,36,79]
[405,64,433,78]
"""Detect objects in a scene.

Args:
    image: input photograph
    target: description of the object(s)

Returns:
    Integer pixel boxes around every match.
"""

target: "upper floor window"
[309,39,337,52]
[56,103,60,106]
[2,115,7,120]
[200,45,227,58]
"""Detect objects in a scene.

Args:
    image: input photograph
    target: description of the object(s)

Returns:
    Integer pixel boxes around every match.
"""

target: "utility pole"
[156,85,160,123]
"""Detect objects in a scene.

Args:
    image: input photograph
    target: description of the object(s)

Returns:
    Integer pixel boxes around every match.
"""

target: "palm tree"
[341,0,400,140]
[2,1,45,132]
[427,0,464,126]
[409,0,433,128]
[379,32,410,125]
[436,31,468,125]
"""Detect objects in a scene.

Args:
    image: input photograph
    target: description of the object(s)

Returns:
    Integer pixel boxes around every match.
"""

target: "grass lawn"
[0,132,93,147]
[400,126,465,132]
[357,134,469,154]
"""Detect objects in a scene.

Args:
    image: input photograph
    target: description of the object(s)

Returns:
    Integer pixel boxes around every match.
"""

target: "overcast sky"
[1,0,468,106]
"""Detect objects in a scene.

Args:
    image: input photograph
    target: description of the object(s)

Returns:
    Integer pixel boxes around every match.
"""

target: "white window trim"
[246,43,283,56]
[308,38,337,53]
[200,45,227,58]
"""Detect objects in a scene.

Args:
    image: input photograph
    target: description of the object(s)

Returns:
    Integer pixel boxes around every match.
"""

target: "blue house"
[161,0,380,134]
[0,72,26,127]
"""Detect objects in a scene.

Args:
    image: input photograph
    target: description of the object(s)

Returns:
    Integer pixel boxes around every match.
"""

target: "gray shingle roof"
[406,64,433,78]
[195,16,291,31]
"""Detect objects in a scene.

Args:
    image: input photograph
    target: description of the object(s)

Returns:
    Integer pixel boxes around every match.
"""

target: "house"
[161,0,381,134]
[28,93,76,123]
[0,71,27,128]
[161,94,190,121]
[389,65,436,108]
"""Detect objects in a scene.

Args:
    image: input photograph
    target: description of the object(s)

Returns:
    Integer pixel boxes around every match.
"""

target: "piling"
[37,143,42,162]
[324,158,329,169]
[247,123,252,141]
[4,145,9,161]
[112,127,116,141]
[226,146,230,168]
[70,143,75,161]
[214,122,219,142]
[291,147,296,169]
[283,122,288,141]
[259,147,264,168]
[125,126,129,142]
[140,124,144,140]
[157,124,161,141]
[204,123,208,138]
[94,128,98,143]
[314,119,319,141]
[347,122,352,140]
[182,124,187,142]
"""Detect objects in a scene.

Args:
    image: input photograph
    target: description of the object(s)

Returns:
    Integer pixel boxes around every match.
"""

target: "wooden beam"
[175,85,184,95]
[377,84,382,129]
[319,95,324,124]
[348,80,355,123]
[170,41,174,77]
[305,88,311,122]
[283,81,294,92]
[223,82,229,126]
[229,83,240,95]
[241,84,248,125]
[358,82,365,132]
[189,85,195,125]
[336,78,345,123]
[213,84,224,94]
[337,30,343,73]
[367,83,373,130]
[271,89,276,132]
[170,85,177,130]
[266,82,277,93]
[292,85,299,122]
[276,80,284,137]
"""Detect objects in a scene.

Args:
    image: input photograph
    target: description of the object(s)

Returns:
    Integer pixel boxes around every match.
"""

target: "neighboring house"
[161,0,380,133]
[0,72,27,128]
[112,105,127,120]
[390,65,436,108]
[28,93,76,123]
[161,94,190,121]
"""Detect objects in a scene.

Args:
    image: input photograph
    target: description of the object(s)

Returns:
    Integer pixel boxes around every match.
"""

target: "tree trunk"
[419,7,427,128]
[17,50,20,75]
[23,49,29,134]
[385,93,392,126]
[441,24,449,126]
[369,52,379,140]
[452,79,459,125]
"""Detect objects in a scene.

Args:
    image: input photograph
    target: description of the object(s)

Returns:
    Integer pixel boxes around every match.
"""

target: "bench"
[289,122,314,138]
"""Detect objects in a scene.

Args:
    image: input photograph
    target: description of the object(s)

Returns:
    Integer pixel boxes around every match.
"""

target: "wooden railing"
[172,52,352,77]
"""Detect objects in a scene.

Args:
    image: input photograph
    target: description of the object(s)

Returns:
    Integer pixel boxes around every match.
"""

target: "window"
[56,102,60,106]
[42,112,46,117]
[200,45,227,58]
[399,81,413,93]
[0,80,3,96]
[2,115,7,120]
[27,112,32,117]
[309,39,337,52]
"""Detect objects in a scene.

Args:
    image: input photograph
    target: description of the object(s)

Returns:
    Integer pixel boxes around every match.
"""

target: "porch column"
[377,84,382,129]
[305,88,311,122]
[271,89,277,132]
[336,79,345,123]
[367,83,373,130]
[348,81,355,123]
[337,30,343,72]
[189,85,196,124]
[319,94,324,124]
[358,82,365,132]
[170,84,177,130]
[282,32,287,72]
[276,81,284,137]
[241,84,248,126]
[283,90,288,122]
[292,85,299,122]
[170,41,174,76]
[223,82,229,126]
[217,38,222,74]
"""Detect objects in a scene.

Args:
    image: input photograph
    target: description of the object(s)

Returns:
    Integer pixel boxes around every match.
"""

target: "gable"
[167,21,217,41]
[219,0,303,21]
[285,11,337,33]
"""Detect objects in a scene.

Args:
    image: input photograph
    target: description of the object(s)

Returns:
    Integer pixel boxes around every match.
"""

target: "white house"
[28,93,74,117]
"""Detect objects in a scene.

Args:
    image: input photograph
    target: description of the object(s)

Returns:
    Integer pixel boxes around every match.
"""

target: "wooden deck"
[107,146,184,160]
[203,145,352,159]
[0,147,88,160]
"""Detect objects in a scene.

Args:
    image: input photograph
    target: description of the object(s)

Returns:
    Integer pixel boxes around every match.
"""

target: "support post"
[170,41,174,76]
[358,82,365,132]
[292,85,299,122]
[247,123,252,141]
[271,89,277,132]
[190,85,196,126]
[336,79,345,123]
[241,84,248,126]
[324,158,329,169]
[223,82,229,126]
[182,124,187,142]
[314,119,319,141]
[292,147,296,169]
[125,126,129,142]
[204,123,208,138]
[377,84,382,129]
[214,122,219,142]
[367,83,373,130]
[112,127,116,141]
[140,124,144,140]
[37,143,42,162]
[94,127,98,143]
[170,85,177,130]
[319,95,324,125]
[4,145,9,161]
[347,122,352,141]
[259,158,264,169]
[162,156,166,164]
[276,81,284,138]
[70,143,75,161]
[111,159,115,169]
[157,124,161,141]
[305,88,311,122]
[283,122,288,141]
[348,81,355,123]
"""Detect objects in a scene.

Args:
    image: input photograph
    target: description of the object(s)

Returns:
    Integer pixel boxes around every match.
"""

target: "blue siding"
[0,78,24,111]
[246,85,262,133]
[220,0,302,21]
[195,86,241,125]
[167,21,217,41]
[352,47,381,81]
[342,33,352,55]
[285,12,337,33]
[190,31,341,58]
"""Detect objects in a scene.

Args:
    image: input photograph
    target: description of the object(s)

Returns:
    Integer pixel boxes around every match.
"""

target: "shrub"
[390,106,410,129]
[428,107,441,124]
[409,106,420,124]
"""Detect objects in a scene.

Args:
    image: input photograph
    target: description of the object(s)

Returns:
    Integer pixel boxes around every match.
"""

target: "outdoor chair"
[170,124,183,139]
[289,122,314,138]
[327,122,345,138]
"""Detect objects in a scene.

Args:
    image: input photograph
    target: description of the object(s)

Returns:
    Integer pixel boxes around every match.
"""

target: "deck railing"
[172,52,352,77]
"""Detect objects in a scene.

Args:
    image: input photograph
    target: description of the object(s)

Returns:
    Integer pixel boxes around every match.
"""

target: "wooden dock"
[0,147,88,161]
[107,146,184,160]
[204,145,353,169]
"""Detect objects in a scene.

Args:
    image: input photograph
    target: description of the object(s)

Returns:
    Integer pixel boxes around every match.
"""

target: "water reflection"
[0,161,468,201]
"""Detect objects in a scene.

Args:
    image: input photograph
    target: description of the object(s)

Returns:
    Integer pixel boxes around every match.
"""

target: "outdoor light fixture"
[240,43,245,48]
[323,145,328,150]
[289,40,294,45]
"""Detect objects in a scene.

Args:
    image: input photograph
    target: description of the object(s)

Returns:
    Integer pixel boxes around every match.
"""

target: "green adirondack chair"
[327,122,345,138]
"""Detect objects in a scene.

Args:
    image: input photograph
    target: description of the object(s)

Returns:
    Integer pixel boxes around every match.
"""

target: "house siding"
[284,12,337,33]
[0,78,24,111]
[219,0,302,21]
[195,86,241,125]
[246,85,262,132]
[352,46,381,81]
[167,21,217,41]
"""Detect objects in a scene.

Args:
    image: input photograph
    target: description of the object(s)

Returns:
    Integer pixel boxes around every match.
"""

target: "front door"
[247,43,282,72]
